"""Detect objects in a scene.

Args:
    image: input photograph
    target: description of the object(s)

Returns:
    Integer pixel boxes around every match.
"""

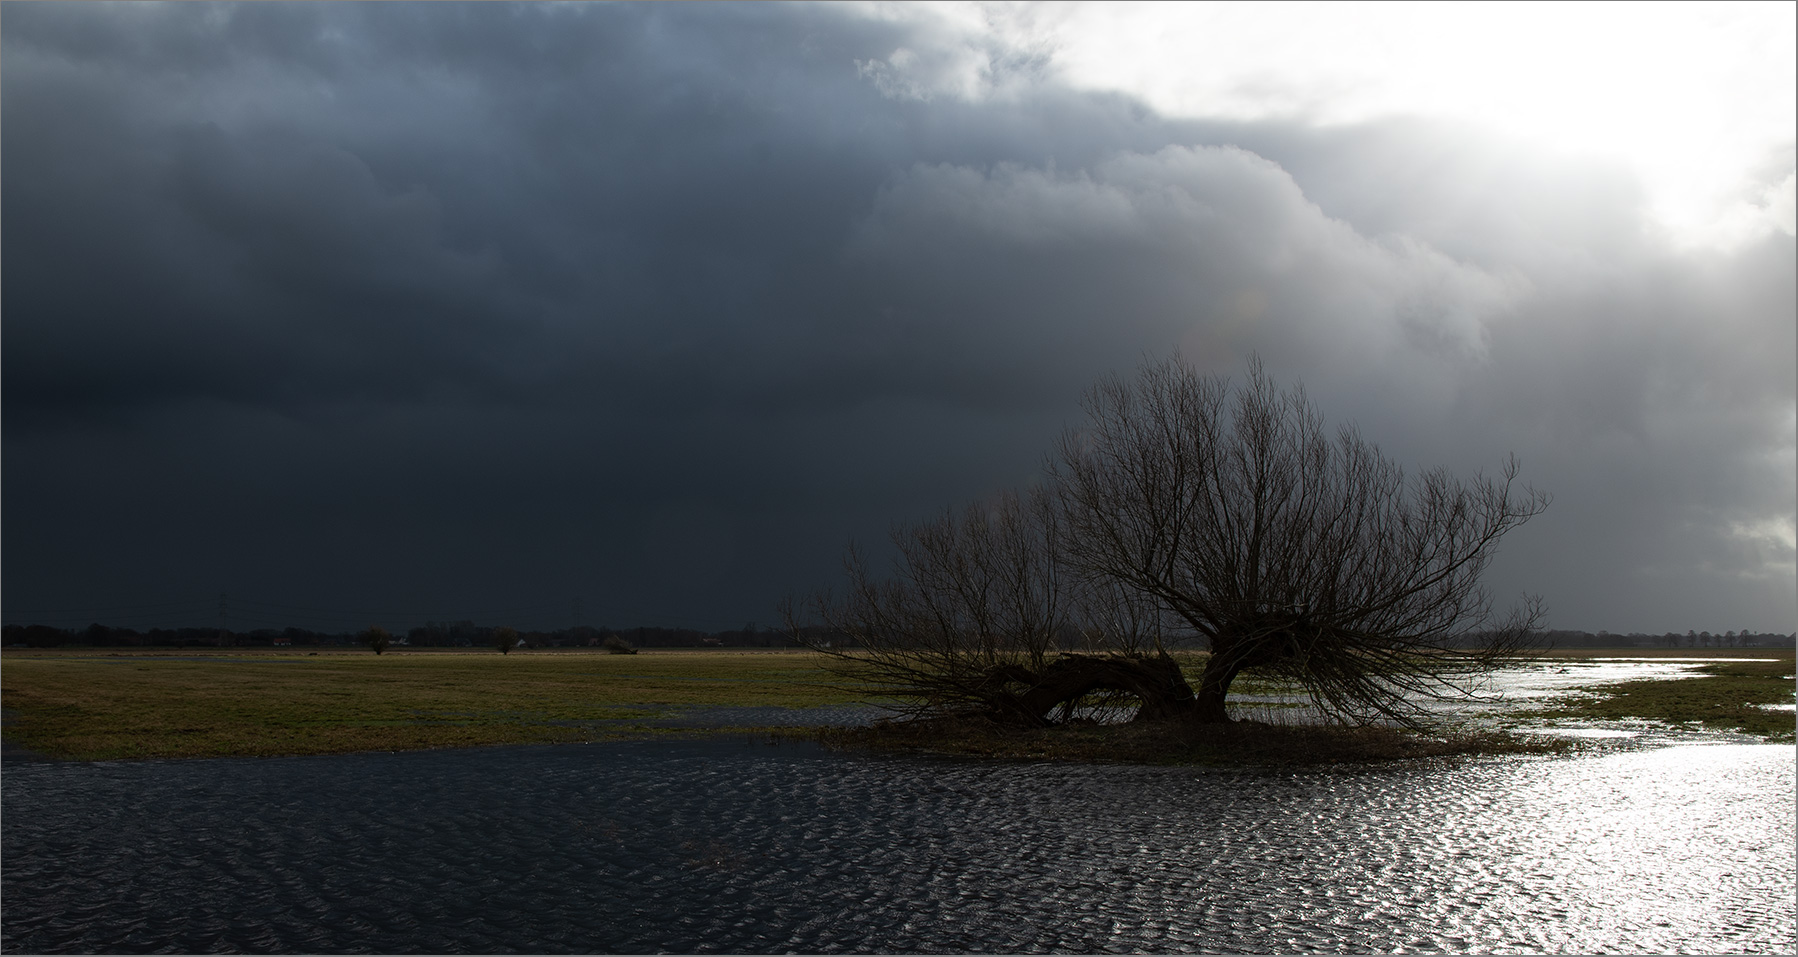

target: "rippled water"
[4,736,1793,954]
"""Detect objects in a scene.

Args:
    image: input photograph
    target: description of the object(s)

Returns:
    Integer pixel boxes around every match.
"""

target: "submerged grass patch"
[0,650,859,760]
[1522,656,1796,742]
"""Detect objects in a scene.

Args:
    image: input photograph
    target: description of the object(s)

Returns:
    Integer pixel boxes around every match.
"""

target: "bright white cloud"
[890,1,1797,251]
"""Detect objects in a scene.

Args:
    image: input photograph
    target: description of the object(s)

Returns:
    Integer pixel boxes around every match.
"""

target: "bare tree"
[361,626,392,656]
[1051,355,1549,725]
[494,626,520,655]
[797,355,1548,730]
[791,487,1197,727]
[796,356,1546,729]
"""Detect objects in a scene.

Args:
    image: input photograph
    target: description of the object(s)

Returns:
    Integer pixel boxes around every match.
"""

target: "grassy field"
[2,646,1790,761]
[1522,655,1796,742]
[0,649,860,761]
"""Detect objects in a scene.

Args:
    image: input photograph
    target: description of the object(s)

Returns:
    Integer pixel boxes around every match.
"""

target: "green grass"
[0,649,861,760]
[1522,656,1796,742]
[9,647,1788,763]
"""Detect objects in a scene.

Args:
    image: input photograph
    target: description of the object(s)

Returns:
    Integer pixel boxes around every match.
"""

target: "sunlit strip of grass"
[1521,657,1796,742]
[0,650,860,760]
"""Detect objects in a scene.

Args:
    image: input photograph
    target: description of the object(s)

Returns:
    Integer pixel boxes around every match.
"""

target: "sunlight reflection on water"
[1228,657,1783,736]
[4,736,1793,953]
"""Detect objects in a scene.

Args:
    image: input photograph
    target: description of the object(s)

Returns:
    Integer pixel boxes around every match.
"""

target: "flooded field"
[1227,656,1788,728]
[4,656,1793,954]
[5,734,1794,953]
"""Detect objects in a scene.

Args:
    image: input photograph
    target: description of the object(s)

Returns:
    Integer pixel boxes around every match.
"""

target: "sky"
[4,1,1793,637]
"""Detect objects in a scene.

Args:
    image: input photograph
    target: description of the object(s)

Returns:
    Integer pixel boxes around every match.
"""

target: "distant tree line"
[1,621,802,649]
[2,621,1789,652]
[1540,629,1794,650]
[1435,629,1792,650]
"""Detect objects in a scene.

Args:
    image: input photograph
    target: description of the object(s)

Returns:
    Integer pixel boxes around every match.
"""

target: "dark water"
[3,738,1792,954]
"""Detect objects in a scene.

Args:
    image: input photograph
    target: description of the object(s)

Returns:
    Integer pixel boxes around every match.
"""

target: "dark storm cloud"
[4,2,1792,633]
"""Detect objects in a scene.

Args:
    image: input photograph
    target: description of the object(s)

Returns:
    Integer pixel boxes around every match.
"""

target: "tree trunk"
[1193,651,1242,723]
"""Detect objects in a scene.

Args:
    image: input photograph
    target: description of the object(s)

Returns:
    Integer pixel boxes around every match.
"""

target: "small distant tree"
[601,634,638,655]
[361,626,392,655]
[494,626,520,655]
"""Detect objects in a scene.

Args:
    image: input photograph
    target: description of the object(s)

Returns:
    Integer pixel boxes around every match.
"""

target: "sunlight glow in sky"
[899,1,1798,250]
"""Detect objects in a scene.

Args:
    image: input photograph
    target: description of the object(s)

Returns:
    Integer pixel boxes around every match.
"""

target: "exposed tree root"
[969,653,1197,727]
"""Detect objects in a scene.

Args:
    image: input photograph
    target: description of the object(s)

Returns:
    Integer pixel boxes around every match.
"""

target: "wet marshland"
[3,659,1793,954]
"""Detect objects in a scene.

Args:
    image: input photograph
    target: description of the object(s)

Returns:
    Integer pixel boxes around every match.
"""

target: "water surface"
[4,736,1792,953]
